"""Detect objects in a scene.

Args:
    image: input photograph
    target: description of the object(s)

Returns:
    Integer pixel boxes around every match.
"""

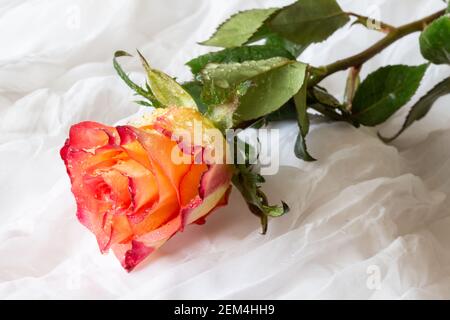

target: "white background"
[1,0,450,299]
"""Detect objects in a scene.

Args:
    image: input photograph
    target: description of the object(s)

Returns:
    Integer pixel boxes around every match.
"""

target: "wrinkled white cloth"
[1,0,450,299]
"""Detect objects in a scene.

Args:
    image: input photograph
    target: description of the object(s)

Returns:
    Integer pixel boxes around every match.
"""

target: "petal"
[136,215,183,247]
[112,240,155,272]
[100,169,132,210]
[113,158,158,212]
[75,175,113,251]
[110,214,133,245]
[179,163,208,206]
[117,130,181,229]
[69,121,118,151]
[132,127,191,194]
[182,183,231,227]
[131,187,179,236]
[199,164,233,198]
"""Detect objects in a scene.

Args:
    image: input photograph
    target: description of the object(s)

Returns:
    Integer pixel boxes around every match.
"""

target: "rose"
[61,107,232,271]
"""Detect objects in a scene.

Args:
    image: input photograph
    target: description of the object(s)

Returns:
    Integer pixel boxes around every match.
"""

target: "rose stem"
[309,9,446,87]
[346,11,396,34]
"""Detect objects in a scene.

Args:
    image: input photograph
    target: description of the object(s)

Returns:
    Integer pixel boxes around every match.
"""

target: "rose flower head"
[61,107,232,271]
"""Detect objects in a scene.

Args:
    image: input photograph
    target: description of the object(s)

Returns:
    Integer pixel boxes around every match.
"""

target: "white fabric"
[1,0,450,299]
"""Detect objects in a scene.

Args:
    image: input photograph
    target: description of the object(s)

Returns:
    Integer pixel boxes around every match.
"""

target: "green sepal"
[294,74,316,161]
[232,164,289,234]
[113,50,161,107]
[136,50,197,109]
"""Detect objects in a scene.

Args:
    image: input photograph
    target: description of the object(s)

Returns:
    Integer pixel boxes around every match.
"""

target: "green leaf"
[201,8,278,48]
[199,58,290,107]
[245,24,274,44]
[420,15,450,65]
[296,85,309,136]
[186,45,294,75]
[113,50,161,107]
[265,100,297,122]
[232,164,289,234]
[268,0,349,46]
[380,77,450,142]
[200,57,291,89]
[352,64,428,126]
[134,100,153,107]
[199,57,306,128]
[265,34,307,57]
[137,50,197,109]
[294,75,316,161]
[306,86,359,126]
[199,57,288,123]
[309,103,346,121]
[235,61,307,122]
[205,100,239,132]
[309,86,342,109]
